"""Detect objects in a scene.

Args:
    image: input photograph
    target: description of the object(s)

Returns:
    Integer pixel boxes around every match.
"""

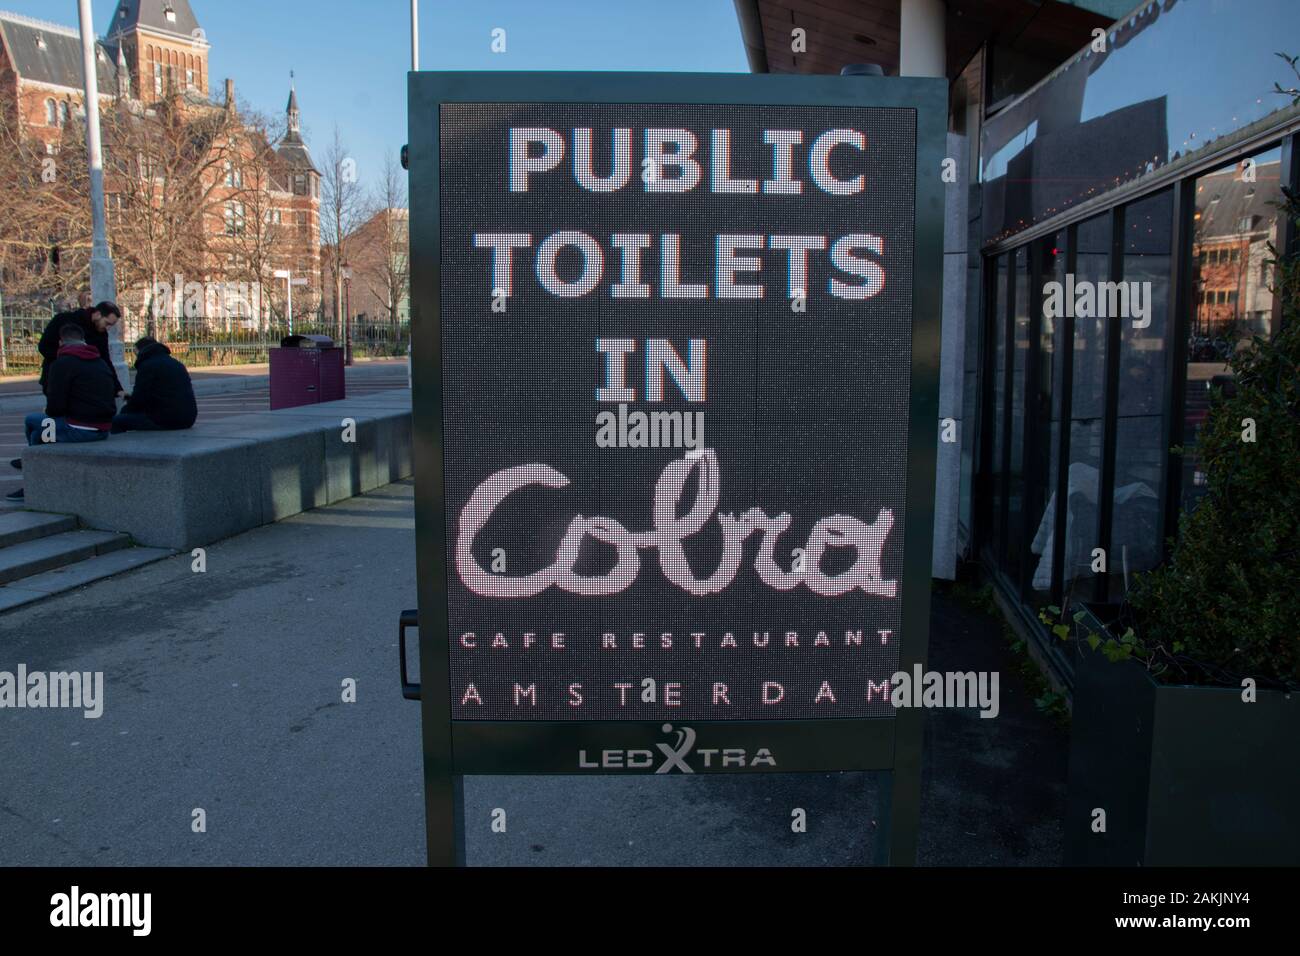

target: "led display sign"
[407,72,943,864]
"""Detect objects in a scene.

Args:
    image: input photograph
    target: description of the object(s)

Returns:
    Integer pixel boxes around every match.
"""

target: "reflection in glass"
[980,0,1300,244]
[1184,146,1284,512]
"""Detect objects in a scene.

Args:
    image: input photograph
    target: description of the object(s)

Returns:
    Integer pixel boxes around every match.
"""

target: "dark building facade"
[735,0,1300,690]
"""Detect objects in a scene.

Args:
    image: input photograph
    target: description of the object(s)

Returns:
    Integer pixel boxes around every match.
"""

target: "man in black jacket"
[7,324,116,500]
[111,337,197,433]
[37,301,123,396]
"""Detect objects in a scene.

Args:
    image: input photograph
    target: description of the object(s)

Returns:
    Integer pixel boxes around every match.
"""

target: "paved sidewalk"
[0,480,1067,866]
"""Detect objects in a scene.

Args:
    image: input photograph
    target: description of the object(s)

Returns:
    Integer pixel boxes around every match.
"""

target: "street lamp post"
[78,0,129,390]
[273,268,294,335]
[341,263,353,365]
[411,0,419,71]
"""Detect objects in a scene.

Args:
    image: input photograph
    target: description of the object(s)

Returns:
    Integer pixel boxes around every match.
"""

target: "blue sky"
[5,0,748,197]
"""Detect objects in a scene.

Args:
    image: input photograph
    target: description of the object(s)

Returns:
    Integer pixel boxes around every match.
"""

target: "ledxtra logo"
[578,722,776,773]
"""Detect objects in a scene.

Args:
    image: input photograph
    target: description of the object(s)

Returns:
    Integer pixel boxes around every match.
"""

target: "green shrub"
[1124,258,1300,687]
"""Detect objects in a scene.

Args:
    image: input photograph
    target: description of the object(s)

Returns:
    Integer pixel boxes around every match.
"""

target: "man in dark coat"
[7,324,116,500]
[111,337,198,433]
[37,301,123,396]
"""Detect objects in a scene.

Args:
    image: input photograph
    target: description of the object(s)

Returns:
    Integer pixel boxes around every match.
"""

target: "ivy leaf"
[1086,634,1102,651]
[1053,624,1071,641]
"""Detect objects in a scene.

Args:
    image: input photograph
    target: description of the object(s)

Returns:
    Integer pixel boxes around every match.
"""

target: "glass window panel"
[960,260,980,538]
[989,254,1009,561]
[1111,189,1173,598]
[1064,214,1111,599]
[1005,247,1030,585]
[980,0,1300,243]
[1029,234,1066,602]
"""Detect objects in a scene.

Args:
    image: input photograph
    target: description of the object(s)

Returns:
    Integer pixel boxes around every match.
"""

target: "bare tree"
[364,151,409,332]
[102,94,251,333]
[217,103,288,329]
[0,103,94,305]
[319,126,365,341]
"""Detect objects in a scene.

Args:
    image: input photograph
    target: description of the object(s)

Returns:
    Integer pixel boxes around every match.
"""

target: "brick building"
[0,1,321,322]
[323,206,410,330]
[1190,160,1282,339]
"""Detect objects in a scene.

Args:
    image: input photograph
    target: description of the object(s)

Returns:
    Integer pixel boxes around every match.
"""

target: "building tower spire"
[286,70,299,135]
[115,40,129,98]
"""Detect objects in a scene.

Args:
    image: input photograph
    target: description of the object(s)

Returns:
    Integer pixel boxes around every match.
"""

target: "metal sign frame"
[406,70,946,866]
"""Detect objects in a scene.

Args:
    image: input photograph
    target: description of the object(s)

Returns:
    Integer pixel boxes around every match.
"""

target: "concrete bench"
[23,390,412,551]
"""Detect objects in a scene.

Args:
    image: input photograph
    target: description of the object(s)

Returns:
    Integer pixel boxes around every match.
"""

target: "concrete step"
[0,529,131,586]
[0,546,173,613]
[0,511,77,550]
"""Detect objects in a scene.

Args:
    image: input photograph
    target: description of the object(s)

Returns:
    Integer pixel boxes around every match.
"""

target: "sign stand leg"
[887,707,926,865]
[422,764,458,866]
[452,774,467,866]
[873,773,893,866]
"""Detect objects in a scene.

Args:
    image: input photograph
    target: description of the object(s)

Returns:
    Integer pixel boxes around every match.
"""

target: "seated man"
[7,324,116,500]
[111,337,198,433]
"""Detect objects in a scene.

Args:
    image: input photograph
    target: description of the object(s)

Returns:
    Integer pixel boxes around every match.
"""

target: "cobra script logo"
[578,723,777,773]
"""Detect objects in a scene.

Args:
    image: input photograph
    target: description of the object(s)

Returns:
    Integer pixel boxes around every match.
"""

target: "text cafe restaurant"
[734,0,1300,691]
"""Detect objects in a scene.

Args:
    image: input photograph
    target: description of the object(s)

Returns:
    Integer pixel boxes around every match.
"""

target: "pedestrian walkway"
[0,478,1068,866]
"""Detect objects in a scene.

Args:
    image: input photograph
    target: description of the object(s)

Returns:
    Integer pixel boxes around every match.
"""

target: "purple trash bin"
[269,335,346,410]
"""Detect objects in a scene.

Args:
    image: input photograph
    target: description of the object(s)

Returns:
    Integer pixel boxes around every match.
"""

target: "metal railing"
[0,313,410,373]
[0,313,54,374]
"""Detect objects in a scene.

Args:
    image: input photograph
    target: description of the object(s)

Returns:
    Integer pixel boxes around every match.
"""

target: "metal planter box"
[1064,605,1300,865]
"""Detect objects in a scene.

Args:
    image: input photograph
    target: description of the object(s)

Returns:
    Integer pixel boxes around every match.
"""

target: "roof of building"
[277,138,318,175]
[106,0,204,44]
[734,0,1115,81]
[1195,160,1284,242]
[0,11,119,92]
[276,87,318,174]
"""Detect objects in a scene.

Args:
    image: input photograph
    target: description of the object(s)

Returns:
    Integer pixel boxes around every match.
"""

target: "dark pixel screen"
[438,102,917,720]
